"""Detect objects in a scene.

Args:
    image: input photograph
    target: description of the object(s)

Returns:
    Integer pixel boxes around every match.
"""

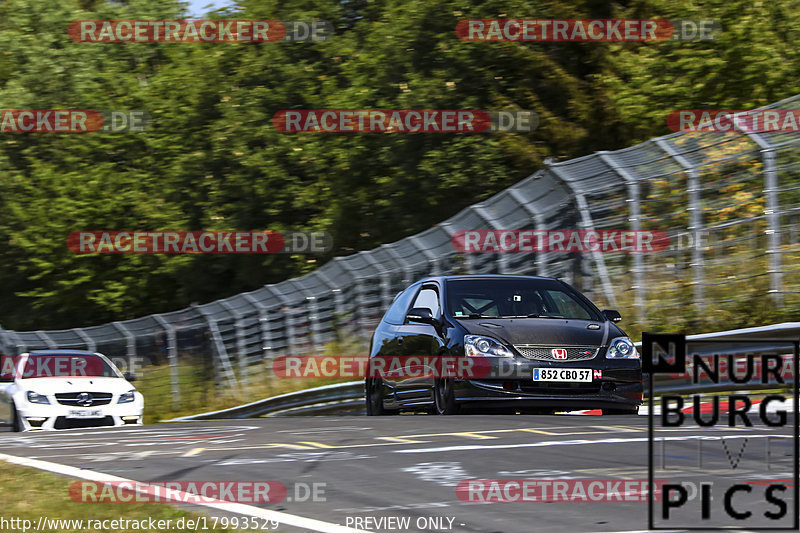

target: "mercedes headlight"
[118,390,136,404]
[606,337,639,359]
[464,335,513,357]
[26,391,50,404]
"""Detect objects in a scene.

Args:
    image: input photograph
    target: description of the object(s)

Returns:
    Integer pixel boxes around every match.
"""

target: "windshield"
[16,354,119,379]
[446,278,602,320]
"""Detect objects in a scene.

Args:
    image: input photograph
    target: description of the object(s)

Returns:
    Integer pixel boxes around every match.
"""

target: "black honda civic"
[365,275,642,415]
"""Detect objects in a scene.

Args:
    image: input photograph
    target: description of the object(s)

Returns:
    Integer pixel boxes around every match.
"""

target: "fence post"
[35,331,58,349]
[241,293,278,371]
[547,165,617,307]
[332,260,371,341]
[599,153,646,322]
[506,186,546,276]
[655,139,705,312]
[314,269,350,342]
[74,328,97,352]
[304,295,324,354]
[219,301,250,387]
[7,330,27,355]
[0,324,12,355]
[471,205,511,274]
[153,315,180,408]
[744,132,783,305]
[270,289,297,356]
[112,322,137,375]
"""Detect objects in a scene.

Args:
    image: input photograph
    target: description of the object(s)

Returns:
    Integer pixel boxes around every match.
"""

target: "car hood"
[455,318,622,346]
[16,377,134,394]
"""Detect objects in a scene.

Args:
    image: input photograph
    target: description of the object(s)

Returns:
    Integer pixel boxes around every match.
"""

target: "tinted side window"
[545,290,593,320]
[412,286,440,317]
[382,286,418,325]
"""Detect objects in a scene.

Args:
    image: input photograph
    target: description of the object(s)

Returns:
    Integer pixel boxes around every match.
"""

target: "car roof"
[416,274,560,284]
[26,350,99,356]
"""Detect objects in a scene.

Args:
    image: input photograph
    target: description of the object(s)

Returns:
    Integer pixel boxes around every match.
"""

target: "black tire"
[434,378,460,415]
[11,402,21,432]
[365,378,396,415]
[602,406,639,415]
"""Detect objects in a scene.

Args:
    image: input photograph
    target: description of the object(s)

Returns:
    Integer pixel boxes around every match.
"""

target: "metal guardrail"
[165,381,365,421]
[166,323,799,420]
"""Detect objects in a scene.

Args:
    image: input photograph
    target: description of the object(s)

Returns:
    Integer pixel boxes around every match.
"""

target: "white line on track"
[393,434,789,454]
[0,452,372,533]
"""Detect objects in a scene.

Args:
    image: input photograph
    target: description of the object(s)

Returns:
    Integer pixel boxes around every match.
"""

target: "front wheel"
[11,402,21,432]
[365,378,395,415]
[434,378,460,415]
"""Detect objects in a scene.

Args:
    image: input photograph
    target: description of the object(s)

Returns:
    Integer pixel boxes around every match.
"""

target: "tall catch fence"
[2,94,800,407]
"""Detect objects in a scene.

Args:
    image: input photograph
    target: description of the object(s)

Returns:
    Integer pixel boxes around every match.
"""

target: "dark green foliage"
[0,0,797,329]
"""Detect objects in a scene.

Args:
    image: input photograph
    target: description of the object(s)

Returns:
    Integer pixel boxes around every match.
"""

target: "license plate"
[532,368,593,382]
[67,409,103,418]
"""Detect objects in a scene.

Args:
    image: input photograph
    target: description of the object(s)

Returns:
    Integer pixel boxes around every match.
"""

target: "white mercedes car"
[0,350,144,431]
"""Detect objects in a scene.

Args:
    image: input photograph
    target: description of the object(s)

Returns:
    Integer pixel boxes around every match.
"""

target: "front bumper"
[452,356,642,411]
[16,397,144,431]
[454,379,642,410]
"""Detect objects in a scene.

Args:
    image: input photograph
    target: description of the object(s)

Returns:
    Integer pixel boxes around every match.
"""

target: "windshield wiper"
[457,313,494,319]
[494,314,567,318]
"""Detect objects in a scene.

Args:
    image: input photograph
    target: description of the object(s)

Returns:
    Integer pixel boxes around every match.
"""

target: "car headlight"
[606,337,639,359]
[464,335,513,357]
[26,391,50,404]
[118,390,136,404]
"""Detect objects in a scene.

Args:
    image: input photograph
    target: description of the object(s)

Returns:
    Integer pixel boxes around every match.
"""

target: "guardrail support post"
[74,328,97,352]
[219,301,250,388]
[656,139,705,313]
[112,322,137,378]
[600,153,646,322]
[153,315,180,408]
[35,331,58,349]
[745,132,784,305]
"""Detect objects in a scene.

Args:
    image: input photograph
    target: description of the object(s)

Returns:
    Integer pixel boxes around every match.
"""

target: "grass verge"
[0,461,240,532]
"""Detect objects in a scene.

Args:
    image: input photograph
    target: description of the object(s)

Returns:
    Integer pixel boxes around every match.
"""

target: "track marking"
[0,452,371,533]
[378,436,429,444]
[443,432,497,440]
[518,428,566,435]
[267,443,319,450]
[182,447,205,457]
[394,434,791,454]
[297,441,335,448]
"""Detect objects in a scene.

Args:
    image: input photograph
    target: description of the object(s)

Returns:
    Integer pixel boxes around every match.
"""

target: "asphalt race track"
[1,413,796,533]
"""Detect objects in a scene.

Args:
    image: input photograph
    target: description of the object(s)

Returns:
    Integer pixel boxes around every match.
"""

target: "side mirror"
[123,371,137,382]
[602,309,622,323]
[406,307,438,326]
